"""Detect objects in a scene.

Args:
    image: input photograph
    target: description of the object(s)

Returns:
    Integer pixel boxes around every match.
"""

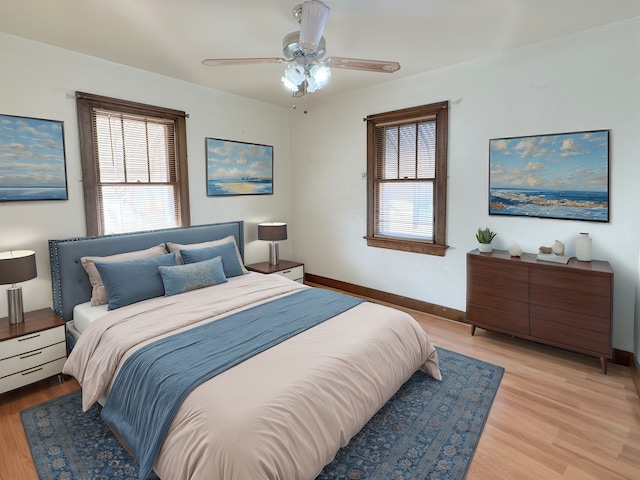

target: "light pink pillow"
[81,244,167,306]
[166,235,248,273]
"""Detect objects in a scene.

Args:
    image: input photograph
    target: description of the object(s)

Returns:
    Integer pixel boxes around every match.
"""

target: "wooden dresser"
[466,249,613,373]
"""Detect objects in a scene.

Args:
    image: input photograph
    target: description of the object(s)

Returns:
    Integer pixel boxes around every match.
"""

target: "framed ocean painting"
[206,138,273,196]
[0,113,68,201]
[489,130,609,222]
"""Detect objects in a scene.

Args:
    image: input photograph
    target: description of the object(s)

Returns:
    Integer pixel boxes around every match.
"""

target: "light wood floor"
[1,306,639,479]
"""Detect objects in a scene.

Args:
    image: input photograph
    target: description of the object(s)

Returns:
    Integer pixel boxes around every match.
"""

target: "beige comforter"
[64,273,441,480]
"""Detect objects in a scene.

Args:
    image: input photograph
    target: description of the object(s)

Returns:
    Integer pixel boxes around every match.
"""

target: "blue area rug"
[21,347,503,480]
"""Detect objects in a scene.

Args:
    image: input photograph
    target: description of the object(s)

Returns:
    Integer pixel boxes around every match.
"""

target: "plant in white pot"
[476,227,497,252]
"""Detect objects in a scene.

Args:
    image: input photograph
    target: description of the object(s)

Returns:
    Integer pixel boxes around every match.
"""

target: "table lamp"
[0,250,37,324]
[258,222,287,266]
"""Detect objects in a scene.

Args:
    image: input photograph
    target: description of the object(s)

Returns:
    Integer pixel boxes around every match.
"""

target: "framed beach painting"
[206,138,273,196]
[489,129,609,222]
[0,113,68,201]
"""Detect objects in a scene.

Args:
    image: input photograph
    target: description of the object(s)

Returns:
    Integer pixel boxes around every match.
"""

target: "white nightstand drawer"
[0,325,65,361]
[275,265,304,283]
[0,357,66,395]
[0,340,66,378]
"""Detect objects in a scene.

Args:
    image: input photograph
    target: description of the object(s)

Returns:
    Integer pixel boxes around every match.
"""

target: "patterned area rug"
[21,347,503,480]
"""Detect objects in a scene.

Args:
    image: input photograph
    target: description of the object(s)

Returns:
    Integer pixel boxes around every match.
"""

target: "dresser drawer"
[467,273,529,304]
[530,268,611,296]
[468,256,528,283]
[467,304,529,335]
[0,325,65,361]
[467,287,529,317]
[275,265,304,283]
[530,318,610,355]
[0,357,66,395]
[0,340,66,378]
[531,304,610,334]
[530,285,610,318]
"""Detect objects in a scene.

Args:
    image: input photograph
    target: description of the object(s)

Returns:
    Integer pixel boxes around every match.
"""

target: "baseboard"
[631,358,640,401]
[611,349,632,367]
[304,272,632,368]
[304,273,466,323]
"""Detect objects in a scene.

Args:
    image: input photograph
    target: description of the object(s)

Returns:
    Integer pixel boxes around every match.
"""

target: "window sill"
[364,236,449,256]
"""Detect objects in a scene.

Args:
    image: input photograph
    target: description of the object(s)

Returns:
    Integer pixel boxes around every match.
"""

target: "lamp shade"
[0,250,37,285]
[258,222,287,241]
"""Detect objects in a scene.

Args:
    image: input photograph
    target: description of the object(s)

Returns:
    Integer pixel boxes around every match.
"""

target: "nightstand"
[0,308,67,395]
[245,260,304,283]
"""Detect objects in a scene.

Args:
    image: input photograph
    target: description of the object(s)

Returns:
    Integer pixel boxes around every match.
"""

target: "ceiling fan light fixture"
[281,75,299,92]
[281,61,331,93]
[281,63,306,92]
[203,1,400,100]
[307,63,331,92]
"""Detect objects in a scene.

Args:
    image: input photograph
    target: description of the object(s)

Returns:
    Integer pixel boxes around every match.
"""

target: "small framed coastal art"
[206,138,273,196]
[489,129,609,222]
[0,113,68,201]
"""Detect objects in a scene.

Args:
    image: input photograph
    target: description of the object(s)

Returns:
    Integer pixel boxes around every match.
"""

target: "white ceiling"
[2,0,639,108]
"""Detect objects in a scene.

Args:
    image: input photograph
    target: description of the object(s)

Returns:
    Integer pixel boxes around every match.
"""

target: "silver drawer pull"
[22,367,43,376]
[18,334,41,342]
[281,270,292,274]
[20,351,42,360]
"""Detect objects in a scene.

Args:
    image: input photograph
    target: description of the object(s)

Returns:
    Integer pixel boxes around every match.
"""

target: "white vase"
[478,243,493,253]
[575,233,592,261]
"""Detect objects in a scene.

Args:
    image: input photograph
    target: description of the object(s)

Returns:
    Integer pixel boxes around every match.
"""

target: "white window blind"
[94,110,180,235]
[375,120,437,240]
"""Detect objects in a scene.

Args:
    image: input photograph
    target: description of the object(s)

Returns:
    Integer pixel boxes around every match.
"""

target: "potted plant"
[476,227,497,252]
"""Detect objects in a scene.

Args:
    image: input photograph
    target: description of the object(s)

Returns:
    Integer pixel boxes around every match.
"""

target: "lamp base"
[269,242,280,266]
[7,286,25,325]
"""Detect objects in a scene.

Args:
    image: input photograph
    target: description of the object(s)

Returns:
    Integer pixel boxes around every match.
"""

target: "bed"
[50,221,441,480]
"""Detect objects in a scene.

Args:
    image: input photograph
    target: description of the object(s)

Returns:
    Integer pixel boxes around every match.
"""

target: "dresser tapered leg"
[600,357,608,375]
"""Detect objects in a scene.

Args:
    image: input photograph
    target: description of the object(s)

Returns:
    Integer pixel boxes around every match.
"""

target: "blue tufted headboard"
[48,221,244,323]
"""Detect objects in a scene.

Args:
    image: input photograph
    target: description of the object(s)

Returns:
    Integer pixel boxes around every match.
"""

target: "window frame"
[76,92,190,236]
[365,101,449,256]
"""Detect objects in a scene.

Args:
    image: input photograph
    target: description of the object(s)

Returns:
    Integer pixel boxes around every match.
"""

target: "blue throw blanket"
[101,288,364,480]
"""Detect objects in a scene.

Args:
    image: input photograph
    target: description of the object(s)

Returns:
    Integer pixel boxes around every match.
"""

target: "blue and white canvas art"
[0,114,68,201]
[206,138,273,196]
[489,130,609,222]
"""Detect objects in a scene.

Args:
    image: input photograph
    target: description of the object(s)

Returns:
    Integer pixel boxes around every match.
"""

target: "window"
[365,101,448,256]
[76,92,190,236]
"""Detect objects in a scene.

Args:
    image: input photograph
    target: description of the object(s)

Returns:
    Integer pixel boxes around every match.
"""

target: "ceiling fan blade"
[324,57,401,73]
[202,57,287,67]
[298,0,330,53]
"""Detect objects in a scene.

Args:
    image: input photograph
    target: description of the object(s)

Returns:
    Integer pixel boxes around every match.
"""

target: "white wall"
[0,32,292,317]
[2,19,639,357]
[290,17,640,353]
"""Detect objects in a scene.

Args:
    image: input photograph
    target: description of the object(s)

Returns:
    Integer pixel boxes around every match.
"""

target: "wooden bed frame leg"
[470,324,476,336]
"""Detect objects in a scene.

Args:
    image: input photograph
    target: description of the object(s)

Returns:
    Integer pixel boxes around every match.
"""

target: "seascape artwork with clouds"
[0,113,68,202]
[489,130,609,222]
[206,138,273,196]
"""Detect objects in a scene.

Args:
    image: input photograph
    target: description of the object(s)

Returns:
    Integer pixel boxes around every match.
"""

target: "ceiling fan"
[202,0,400,97]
